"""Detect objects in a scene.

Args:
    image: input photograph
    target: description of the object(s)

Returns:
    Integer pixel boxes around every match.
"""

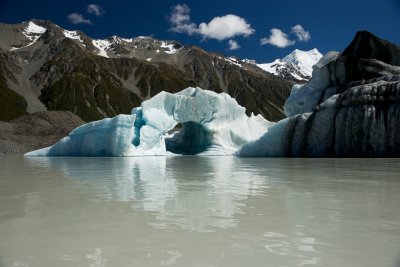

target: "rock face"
[0,111,85,155]
[239,31,400,157]
[0,19,292,122]
[26,88,272,156]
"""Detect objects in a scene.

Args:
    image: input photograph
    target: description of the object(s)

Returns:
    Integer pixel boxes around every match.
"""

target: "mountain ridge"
[0,19,292,122]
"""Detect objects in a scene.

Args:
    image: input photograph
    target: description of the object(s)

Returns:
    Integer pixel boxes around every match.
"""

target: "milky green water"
[0,156,399,267]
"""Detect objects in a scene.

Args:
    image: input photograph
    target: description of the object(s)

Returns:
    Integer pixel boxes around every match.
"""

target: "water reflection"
[26,156,269,231]
[1,156,399,267]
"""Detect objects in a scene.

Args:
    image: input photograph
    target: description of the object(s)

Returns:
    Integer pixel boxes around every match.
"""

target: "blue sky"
[1,0,399,62]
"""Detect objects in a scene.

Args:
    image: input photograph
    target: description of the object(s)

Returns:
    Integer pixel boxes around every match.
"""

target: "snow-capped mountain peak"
[282,48,322,76]
[258,48,323,82]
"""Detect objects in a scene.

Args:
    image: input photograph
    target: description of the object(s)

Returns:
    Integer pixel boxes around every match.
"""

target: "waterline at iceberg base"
[25,87,273,156]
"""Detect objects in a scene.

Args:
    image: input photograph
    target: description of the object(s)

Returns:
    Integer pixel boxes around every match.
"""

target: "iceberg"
[25,87,273,156]
[238,31,400,157]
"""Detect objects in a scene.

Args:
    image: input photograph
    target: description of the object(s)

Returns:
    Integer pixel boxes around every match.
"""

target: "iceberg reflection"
[26,156,269,231]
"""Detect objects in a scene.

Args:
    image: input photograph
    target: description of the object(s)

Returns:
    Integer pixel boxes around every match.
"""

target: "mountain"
[0,19,293,123]
[239,31,400,157]
[257,49,323,82]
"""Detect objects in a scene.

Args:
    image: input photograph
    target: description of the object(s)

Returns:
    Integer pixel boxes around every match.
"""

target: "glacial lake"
[0,156,399,267]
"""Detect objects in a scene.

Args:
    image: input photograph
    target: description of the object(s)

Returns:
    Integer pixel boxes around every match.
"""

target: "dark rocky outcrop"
[342,30,400,66]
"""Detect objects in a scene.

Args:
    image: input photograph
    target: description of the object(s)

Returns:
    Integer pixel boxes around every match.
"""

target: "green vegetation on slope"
[34,38,290,123]
[38,40,141,122]
[0,55,27,121]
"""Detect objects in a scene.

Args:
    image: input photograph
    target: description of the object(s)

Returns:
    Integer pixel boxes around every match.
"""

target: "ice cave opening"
[165,122,215,155]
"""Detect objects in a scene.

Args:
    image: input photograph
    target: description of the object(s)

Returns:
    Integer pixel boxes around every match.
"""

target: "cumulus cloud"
[169,4,254,41]
[169,4,197,35]
[260,28,295,48]
[198,15,254,41]
[67,13,92,25]
[260,25,311,48]
[87,4,105,16]
[291,24,311,41]
[228,39,240,50]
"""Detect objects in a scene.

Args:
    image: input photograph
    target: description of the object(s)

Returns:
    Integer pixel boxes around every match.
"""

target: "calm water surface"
[0,156,399,267]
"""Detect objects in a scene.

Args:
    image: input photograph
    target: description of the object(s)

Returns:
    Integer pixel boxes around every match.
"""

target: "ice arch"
[26,88,273,156]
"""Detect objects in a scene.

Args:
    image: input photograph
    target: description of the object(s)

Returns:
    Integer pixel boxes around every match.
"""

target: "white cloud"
[260,28,295,48]
[67,13,92,25]
[291,24,310,41]
[87,4,105,16]
[228,39,240,50]
[169,4,197,35]
[198,15,254,41]
[169,4,254,41]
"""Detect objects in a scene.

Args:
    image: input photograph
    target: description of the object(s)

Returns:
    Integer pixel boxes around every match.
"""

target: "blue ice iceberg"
[25,87,273,156]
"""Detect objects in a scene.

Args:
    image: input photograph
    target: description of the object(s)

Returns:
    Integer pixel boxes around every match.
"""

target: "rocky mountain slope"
[0,111,84,155]
[258,49,322,83]
[239,31,400,157]
[0,19,292,123]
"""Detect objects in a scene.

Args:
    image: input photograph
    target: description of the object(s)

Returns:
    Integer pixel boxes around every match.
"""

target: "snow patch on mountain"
[25,21,46,35]
[63,30,85,45]
[92,39,111,58]
[160,41,181,54]
[11,21,47,51]
[241,59,257,65]
[109,36,133,44]
[90,36,183,58]
[121,37,133,43]
[258,59,281,75]
[226,57,242,67]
